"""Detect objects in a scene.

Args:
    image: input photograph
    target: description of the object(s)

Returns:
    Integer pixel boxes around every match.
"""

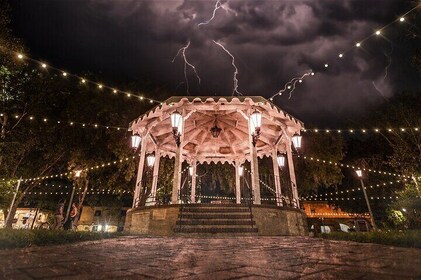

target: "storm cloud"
[10,0,420,125]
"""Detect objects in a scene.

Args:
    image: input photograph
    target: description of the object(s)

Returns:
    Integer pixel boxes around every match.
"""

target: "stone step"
[176,220,255,226]
[173,227,258,233]
[180,214,253,219]
[181,208,250,213]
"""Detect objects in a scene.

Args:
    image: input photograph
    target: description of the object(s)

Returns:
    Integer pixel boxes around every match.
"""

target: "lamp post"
[65,170,82,224]
[356,169,377,231]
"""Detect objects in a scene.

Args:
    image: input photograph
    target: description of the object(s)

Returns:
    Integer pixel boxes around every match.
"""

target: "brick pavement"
[0,236,420,279]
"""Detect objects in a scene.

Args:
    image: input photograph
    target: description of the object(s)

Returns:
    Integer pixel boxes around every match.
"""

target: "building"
[302,201,371,233]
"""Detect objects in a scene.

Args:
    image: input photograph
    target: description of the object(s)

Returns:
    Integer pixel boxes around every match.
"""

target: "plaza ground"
[1,236,420,279]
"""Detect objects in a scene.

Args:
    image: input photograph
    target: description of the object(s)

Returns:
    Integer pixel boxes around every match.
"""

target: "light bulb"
[356,42,361,47]
[324,64,328,68]
[375,30,381,35]
[339,54,343,58]
[62,72,67,77]
[399,17,405,22]
[17,54,23,59]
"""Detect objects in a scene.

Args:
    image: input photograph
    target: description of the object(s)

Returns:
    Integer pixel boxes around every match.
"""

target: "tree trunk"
[74,177,89,225]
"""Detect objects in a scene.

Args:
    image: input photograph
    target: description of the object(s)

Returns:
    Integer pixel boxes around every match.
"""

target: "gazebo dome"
[129,96,304,165]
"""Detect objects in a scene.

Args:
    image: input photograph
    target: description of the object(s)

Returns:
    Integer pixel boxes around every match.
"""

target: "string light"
[1,113,127,131]
[2,47,163,105]
[1,156,136,183]
[303,127,421,134]
[297,154,416,180]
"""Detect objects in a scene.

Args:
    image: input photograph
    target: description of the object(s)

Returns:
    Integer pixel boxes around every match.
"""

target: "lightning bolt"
[213,40,243,96]
[198,0,236,26]
[382,45,393,81]
[172,41,201,94]
[198,0,222,26]
[270,70,313,101]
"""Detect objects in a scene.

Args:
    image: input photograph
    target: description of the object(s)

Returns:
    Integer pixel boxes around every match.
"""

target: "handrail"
[178,169,190,231]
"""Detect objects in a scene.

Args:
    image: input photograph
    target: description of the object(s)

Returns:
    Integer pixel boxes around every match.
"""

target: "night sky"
[9,0,421,125]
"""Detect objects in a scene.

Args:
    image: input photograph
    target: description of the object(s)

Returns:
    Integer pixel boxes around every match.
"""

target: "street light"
[146,152,156,168]
[171,111,183,146]
[277,153,286,168]
[250,110,262,146]
[292,133,302,149]
[355,169,377,231]
[131,134,141,150]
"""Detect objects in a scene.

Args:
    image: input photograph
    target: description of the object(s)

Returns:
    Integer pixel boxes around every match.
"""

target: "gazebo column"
[235,162,241,204]
[249,141,261,204]
[151,151,160,204]
[190,160,197,203]
[171,146,183,204]
[272,148,283,207]
[133,140,147,208]
[286,140,300,208]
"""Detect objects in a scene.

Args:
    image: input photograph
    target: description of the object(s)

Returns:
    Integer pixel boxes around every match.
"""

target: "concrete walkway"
[0,236,420,279]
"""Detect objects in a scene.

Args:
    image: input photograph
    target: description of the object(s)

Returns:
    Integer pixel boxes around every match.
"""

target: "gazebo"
[125,96,307,236]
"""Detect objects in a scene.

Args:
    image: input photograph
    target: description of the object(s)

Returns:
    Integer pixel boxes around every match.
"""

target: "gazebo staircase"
[173,204,258,235]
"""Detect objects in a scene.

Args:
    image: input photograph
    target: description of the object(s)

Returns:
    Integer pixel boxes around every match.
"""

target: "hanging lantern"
[171,111,183,134]
[146,152,156,167]
[292,133,302,149]
[249,110,262,135]
[131,134,141,149]
[189,166,194,176]
[355,169,363,178]
[277,153,286,168]
[238,165,244,177]
[171,111,183,146]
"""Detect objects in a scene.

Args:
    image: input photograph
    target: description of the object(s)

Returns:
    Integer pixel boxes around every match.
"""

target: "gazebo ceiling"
[129,96,304,164]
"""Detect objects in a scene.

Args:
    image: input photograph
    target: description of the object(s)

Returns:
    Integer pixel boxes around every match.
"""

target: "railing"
[243,177,254,229]
[177,169,190,231]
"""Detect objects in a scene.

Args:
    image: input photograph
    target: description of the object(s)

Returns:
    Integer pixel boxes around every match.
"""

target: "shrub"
[0,229,122,250]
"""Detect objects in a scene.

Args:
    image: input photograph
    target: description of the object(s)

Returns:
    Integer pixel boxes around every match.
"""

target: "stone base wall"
[252,205,308,236]
[124,204,308,236]
[124,205,180,235]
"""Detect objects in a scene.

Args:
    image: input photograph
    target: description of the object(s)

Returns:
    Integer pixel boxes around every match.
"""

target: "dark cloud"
[10,0,420,125]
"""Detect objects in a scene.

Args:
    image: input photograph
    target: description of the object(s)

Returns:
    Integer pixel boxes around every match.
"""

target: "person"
[54,199,65,230]
[64,202,78,230]
[69,202,78,230]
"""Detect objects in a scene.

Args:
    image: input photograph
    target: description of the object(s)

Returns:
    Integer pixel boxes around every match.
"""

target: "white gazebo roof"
[129,96,304,164]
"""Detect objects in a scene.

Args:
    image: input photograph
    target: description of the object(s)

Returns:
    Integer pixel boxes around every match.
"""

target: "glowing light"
[292,134,302,149]
[113,89,117,93]
[29,116,33,120]
[131,135,141,149]
[189,166,194,176]
[339,54,343,58]
[127,93,131,97]
[399,17,405,22]
[81,79,86,83]
[62,72,67,77]
[298,79,302,83]
[324,64,328,68]
[311,72,315,76]
[75,170,82,178]
[171,111,183,133]
[375,30,381,35]
[213,40,242,96]
[238,165,244,176]
[356,169,363,178]
[277,154,286,168]
[356,42,361,47]
[98,84,103,89]
[43,118,47,122]
[146,153,156,167]
[41,63,47,68]
[17,53,23,59]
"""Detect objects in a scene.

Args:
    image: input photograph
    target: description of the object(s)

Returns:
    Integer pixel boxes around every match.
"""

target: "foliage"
[321,230,421,248]
[0,228,122,250]
[388,182,421,229]
[296,133,344,194]
[386,209,407,229]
